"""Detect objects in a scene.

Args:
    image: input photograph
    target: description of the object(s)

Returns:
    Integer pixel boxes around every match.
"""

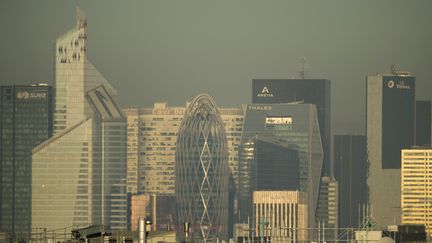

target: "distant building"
[0,84,53,241]
[334,135,367,228]
[238,103,323,230]
[130,194,147,232]
[176,94,229,241]
[31,8,127,233]
[367,72,415,226]
[401,148,432,238]
[416,101,431,146]
[252,79,331,175]
[124,109,139,194]
[316,176,338,241]
[129,194,176,232]
[123,103,243,195]
[253,191,308,242]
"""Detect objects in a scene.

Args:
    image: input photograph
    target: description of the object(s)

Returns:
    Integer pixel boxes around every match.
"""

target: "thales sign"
[257,86,274,98]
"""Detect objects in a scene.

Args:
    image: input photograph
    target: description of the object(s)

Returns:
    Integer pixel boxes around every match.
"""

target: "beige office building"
[124,102,243,195]
[316,176,338,241]
[401,148,432,238]
[253,191,308,243]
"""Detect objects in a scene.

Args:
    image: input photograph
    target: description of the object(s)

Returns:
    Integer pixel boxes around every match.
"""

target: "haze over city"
[1,1,432,242]
[1,0,432,134]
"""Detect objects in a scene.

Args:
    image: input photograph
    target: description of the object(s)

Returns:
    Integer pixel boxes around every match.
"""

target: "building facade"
[401,148,432,238]
[31,8,127,233]
[253,191,308,242]
[367,72,415,226]
[334,135,367,228]
[238,103,323,229]
[175,94,229,241]
[124,109,139,194]
[316,176,338,242]
[130,194,147,232]
[252,79,331,175]
[416,101,431,146]
[254,136,300,191]
[124,103,243,195]
[0,84,53,241]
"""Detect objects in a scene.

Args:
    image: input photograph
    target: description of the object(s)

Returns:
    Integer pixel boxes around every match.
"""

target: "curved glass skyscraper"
[176,94,229,242]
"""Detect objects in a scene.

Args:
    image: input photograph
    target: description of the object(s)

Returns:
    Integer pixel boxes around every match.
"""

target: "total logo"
[16,91,30,99]
[257,86,274,97]
[387,80,411,90]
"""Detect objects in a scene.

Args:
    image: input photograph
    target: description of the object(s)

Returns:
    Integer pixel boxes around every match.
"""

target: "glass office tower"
[0,84,53,241]
[176,94,229,242]
[238,103,323,229]
[252,79,331,175]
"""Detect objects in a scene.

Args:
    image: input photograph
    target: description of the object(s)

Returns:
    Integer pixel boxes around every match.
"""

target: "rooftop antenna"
[299,57,307,79]
[76,6,87,29]
[390,64,397,75]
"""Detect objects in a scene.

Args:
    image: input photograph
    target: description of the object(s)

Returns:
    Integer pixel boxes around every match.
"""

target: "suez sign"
[386,80,411,90]
[16,91,47,100]
[256,85,274,98]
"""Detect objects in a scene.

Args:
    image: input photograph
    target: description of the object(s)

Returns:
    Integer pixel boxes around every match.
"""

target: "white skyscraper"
[32,8,127,233]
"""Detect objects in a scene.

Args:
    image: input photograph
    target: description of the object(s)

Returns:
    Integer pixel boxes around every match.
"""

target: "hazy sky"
[1,0,431,134]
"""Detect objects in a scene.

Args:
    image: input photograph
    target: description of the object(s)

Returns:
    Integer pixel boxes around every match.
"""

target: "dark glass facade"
[416,101,431,146]
[254,136,300,190]
[381,76,415,169]
[175,94,229,241]
[252,79,331,175]
[0,85,53,240]
[334,135,367,228]
[367,73,416,226]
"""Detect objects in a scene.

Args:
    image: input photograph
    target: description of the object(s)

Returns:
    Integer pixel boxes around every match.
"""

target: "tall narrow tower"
[176,94,229,241]
[367,71,415,226]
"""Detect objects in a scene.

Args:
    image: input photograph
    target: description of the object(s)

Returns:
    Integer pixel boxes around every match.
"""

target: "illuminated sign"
[265,116,292,125]
[387,80,411,90]
[257,86,274,97]
[16,91,47,100]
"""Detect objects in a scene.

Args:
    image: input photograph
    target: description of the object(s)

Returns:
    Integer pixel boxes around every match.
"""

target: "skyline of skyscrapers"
[1,6,432,243]
[0,84,53,241]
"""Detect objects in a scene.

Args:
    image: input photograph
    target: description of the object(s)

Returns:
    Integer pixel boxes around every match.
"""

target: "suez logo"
[16,91,47,99]
[256,86,274,97]
[387,80,411,90]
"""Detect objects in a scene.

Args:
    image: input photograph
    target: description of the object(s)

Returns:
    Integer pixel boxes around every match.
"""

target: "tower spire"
[76,6,87,29]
